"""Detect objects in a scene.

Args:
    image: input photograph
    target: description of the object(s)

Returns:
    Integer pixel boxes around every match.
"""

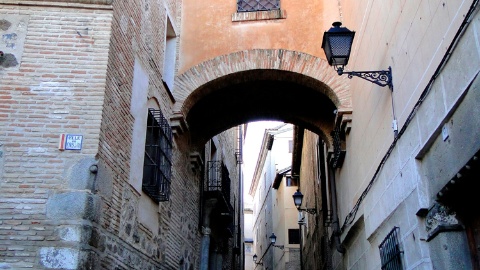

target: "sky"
[242,120,284,203]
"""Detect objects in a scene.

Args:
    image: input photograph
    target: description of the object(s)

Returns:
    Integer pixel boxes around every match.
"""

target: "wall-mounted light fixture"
[322,22,393,90]
[269,233,284,250]
[322,22,399,136]
[253,254,263,266]
[253,232,284,268]
[292,190,317,215]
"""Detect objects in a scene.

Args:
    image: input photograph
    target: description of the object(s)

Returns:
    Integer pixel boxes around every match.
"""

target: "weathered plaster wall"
[298,130,328,270]
[178,0,340,72]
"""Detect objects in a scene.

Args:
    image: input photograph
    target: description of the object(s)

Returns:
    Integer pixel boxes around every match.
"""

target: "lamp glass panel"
[328,34,354,66]
[293,190,303,207]
[323,37,333,65]
[270,233,276,244]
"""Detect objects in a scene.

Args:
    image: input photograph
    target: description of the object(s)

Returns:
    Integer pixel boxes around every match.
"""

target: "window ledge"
[232,9,287,22]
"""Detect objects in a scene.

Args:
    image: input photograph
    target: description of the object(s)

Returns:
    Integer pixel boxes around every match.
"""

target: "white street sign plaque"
[64,134,83,150]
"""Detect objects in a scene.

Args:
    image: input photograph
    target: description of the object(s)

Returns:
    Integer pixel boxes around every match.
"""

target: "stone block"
[429,231,472,270]
[415,81,446,155]
[55,225,92,243]
[46,192,100,222]
[0,14,29,70]
[346,219,367,269]
[441,21,480,110]
[39,247,79,269]
[393,159,418,206]
[404,188,421,229]
[349,254,367,270]
[363,168,387,218]
[94,160,113,198]
[420,75,480,199]
[65,157,97,191]
[395,120,421,168]
[402,226,422,267]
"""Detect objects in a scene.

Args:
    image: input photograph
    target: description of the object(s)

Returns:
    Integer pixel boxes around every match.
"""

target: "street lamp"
[269,233,284,250]
[269,233,276,244]
[322,22,393,89]
[253,254,263,266]
[292,190,317,215]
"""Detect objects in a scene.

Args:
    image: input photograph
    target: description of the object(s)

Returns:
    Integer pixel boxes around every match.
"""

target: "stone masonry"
[1,0,241,268]
[0,1,113,268]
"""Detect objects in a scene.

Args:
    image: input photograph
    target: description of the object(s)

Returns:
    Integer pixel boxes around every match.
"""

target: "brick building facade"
[1,0,242,269]
[1,0,480,269]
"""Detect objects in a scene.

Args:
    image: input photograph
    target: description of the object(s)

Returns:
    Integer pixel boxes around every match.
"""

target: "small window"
[285,176,298,187]
[163,17,177,92]
[288,229,300,244]
[245,243,252,253]
[379,227,403,270]
[143,108,173,202]
[237,0,279,12]
[288,140,293,153]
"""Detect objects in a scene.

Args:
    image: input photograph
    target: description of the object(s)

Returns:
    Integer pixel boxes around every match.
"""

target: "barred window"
[288,229,300,244]
[237,0,280,12]
[143,108,173,202]
[379,227,403,270]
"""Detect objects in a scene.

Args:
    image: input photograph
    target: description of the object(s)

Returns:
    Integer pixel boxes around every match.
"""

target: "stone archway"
[171,49,352,147]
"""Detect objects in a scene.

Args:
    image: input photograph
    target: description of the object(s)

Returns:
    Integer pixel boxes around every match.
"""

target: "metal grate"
[288,229,300,244]
[237,0,280,12]
[331,125,343,168]
[143,109,173,202]
[206,161,231,202]
[379,227,403,270]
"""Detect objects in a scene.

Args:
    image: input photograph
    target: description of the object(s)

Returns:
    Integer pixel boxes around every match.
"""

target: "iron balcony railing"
[206,161,231,203]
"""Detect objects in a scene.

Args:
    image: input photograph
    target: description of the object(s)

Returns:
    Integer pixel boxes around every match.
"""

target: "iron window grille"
[143,108,173,202]
[379,227,403,270]
[237,0,280,12]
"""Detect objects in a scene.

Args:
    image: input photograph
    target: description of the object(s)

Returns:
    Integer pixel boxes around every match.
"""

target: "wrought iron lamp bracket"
[299,208,318,215]
[273,245,284,250]
[338,66,393,90]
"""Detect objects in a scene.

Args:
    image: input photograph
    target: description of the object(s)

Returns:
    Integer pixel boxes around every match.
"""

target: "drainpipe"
[298,212,304,270]
[200,198,218,270]
[328,166,346,254]
[237,125,243,269]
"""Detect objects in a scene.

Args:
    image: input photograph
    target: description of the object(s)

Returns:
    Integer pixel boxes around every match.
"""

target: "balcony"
[205,161,234,237]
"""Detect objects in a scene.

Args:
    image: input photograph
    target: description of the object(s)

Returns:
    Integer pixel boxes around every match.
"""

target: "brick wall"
[93,0,242,267]
[92,0,203,268]
[0,2,112,268]
[1,0,244,267]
